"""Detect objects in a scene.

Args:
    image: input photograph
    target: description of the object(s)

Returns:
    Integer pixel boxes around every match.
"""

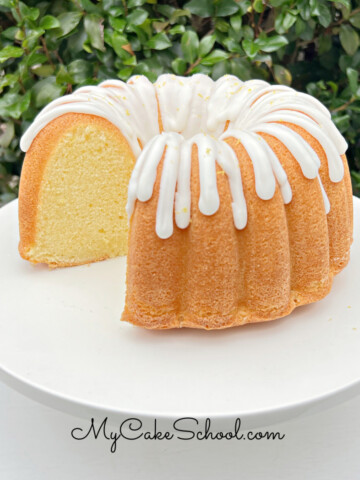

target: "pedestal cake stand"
[0,199,360,430]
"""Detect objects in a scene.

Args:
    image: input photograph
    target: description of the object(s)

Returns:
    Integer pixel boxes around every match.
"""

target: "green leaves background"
[0,0,360,205]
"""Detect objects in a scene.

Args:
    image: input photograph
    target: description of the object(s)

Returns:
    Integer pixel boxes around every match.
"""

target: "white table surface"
[0,381,359,479]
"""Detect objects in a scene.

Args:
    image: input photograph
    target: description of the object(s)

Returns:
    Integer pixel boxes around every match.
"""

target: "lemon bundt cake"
[18,74,353,329]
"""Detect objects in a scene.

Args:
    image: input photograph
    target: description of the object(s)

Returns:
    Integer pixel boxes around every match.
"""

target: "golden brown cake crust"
[122,128,353,330]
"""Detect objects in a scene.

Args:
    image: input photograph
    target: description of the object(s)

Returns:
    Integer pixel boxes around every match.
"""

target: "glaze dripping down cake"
[18,74,353,329]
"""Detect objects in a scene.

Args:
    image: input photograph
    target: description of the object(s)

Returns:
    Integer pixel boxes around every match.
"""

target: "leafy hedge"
[0,0,360,206]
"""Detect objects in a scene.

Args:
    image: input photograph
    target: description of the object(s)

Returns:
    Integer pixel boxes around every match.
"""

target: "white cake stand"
[0,199,360,430]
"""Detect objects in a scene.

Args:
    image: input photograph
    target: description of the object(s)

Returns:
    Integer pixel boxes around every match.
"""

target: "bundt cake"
[18,74,353,329]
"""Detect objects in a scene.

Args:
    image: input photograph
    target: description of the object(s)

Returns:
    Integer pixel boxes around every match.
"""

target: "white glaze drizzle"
[20,74,348,238]
[156,133,183,239]
[251,123,321,179]
[175,140,192,229]
[182,74,215,138]
[20,75,159,155]
[155,74,194,134]
[220,128,292,205]
[127,133,248,238]
[220,129,276,200]
[318,175,330,214]
[241,89,347,154]
[206,76,268,132]
[215,141,247,229]
[260,110,344,182]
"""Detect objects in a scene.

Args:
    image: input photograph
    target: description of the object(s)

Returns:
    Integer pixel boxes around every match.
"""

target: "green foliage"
[0,0,360,205]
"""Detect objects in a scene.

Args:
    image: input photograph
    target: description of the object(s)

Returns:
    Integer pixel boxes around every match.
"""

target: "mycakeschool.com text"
[71,417,286,453]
